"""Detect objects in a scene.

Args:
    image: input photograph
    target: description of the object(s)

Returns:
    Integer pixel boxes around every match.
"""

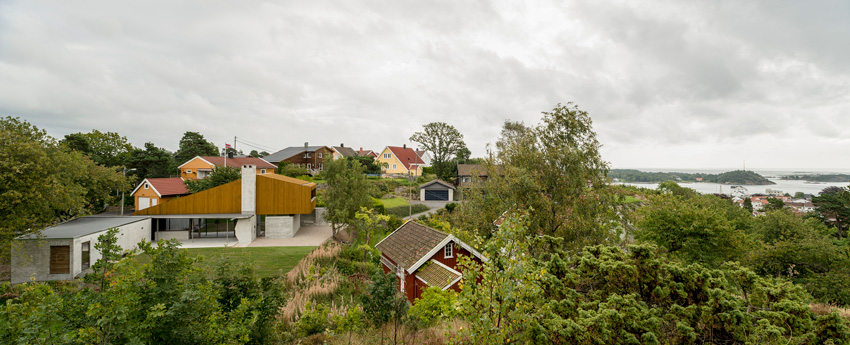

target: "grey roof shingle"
[333,146,357,157]
[376,221,449,270]
[264,146,327,163]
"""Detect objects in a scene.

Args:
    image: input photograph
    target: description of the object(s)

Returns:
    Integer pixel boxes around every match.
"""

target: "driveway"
[244,225,332,247]
[406,200,452,219]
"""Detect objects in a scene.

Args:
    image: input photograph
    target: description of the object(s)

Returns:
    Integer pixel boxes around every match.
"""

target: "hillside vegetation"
[612,169,775,185]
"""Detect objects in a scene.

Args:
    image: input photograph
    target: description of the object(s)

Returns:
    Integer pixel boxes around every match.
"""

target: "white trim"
[177,156,214,169]
[444,242,454,258]
[431,259,462,276]
[130,179,162,198]
[407,235,487,274]
[415,259,463,290]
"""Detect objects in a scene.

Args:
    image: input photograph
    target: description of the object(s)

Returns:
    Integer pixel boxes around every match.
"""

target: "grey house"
[419,179,456,201]
[11,216,152,284]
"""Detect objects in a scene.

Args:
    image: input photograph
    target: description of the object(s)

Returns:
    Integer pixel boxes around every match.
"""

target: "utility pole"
[409,170,412,218]
[121,167,137,216]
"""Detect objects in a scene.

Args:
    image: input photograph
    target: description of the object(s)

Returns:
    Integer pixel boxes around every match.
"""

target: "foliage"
[784,174,850,183]
[84,228,125,291]
[744,197,754,214]
[323,157,372,239]
[277,163,310,178]
[1,117,126,258]
[409,287,457,327]
[62,129,134,167]
[126,142,176,180]
[351,207,391,248]
[812,185,850,239]
[410,122,467,180]
[248,150,269,158]
[185,166,241,193]
[174,131,219,165]
[765,197,786,211]
[361,270,408,327]
[635,192,751,267]
[456,103,620,252]
[385,204,429,218]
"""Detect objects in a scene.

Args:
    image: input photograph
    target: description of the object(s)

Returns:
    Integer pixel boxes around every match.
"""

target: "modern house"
[134,164,317,244]
[264,144,333,174]
[331,144,358,160]
[178,156,276,180]
[419,179,456,201]
[375,221,485,303]
[11,216,152,284]
[131,177,190,211]
[375,145,425,177]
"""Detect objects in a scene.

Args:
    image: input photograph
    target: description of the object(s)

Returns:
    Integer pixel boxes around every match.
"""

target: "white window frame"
[261,169,266,174]
[307,163,312,170]
[444,242,454,258]
[383,153,391,159]
[318,153,323,158]
[186,169,192,174]
[319,164,324,170]
[144,183,149,189]
[392,164,397,170]
[304,153,311,158]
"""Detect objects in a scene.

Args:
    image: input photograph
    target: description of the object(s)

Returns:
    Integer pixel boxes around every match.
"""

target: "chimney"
[403,144,406,150]
[227,151,234,159]
[340,143,344,147]
[304,142,308,149]
[359,147,363,151]
[241,164,256,215]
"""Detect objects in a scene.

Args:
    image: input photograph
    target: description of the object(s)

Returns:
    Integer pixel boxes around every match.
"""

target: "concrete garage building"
[11,216,152,284]
[418,179,456,201]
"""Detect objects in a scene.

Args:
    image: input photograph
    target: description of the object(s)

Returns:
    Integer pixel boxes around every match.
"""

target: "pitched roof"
[332,146,358,157]
[387,146,426,171]
[264,146,329,163]
[457,164,503,177]
[417,260,462,290]
[197,156,276,169]
[131,177,190,197]
[419,179,456,190]
[357,149,377,157]
[376,221,449,270]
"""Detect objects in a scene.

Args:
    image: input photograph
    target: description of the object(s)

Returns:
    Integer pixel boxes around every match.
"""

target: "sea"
[615,168,850,196]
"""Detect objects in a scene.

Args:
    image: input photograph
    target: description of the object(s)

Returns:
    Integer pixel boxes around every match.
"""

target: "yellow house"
[131,177,190,211]
[376,146,425,176]
[178,156,277,180]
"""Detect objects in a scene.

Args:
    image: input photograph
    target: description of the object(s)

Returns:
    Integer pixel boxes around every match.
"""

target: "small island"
[781,174,850,183]
[610,169,775,185]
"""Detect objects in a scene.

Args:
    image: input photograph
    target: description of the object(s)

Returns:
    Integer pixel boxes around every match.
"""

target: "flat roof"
[18,216,151,240]
[143,214,253,219]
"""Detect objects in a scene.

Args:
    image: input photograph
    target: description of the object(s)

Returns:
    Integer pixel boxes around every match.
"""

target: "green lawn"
[378,197,410,208]
[620,195,642,204]
[184,246,316,278]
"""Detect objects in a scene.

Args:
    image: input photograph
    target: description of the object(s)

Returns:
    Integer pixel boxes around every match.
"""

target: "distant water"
[615,168,850,196]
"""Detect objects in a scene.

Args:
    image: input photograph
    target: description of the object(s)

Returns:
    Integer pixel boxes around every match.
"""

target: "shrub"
[295,302,330,338]
[278,163,310,177]
[385,204,429,218]
[370,198,386,214]
[445,203,458,213]
[409,287,457,327]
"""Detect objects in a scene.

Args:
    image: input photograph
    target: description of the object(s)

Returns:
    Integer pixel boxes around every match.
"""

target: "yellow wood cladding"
[133,174,316,216]
[134,180,242,215]
[257,174,317,215]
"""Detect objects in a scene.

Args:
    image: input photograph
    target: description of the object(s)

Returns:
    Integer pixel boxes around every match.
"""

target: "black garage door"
[424,190,449,201]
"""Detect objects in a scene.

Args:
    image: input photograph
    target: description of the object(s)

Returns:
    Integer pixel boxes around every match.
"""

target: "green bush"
[295,302,330,338]
[445,203,458,213]
[278,163,310,177]
[370,198,385,214]
[409,287,457,326]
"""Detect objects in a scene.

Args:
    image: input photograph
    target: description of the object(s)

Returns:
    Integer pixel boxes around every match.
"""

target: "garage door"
[424,190,449,201]
[139,197,151,210]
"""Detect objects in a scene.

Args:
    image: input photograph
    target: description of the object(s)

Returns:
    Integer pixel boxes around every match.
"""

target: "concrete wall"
[241,164,256,215]
[156,230,189,241]
[265,215,300,238]
[235,215,257,244]
[313,207,328,225]
[11,219,152,284]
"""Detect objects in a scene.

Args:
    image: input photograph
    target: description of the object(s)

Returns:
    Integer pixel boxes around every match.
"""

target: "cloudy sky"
[2,0,849,171]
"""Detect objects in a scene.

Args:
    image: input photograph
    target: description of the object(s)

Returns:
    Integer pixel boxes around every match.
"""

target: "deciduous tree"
[410,122,466,180]
[174,131,219,165]
[185,166,240,193]
[323,157,371,239]
[62,130,134,167]
[126,142,176,180]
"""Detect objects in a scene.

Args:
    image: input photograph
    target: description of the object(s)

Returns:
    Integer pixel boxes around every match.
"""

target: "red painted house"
[375,221,486,304]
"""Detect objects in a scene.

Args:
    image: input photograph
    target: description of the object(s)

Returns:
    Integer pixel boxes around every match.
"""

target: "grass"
[378,197,410,208]
[184,246,317,278]
[386,204,430,218]
[620,195,642,204]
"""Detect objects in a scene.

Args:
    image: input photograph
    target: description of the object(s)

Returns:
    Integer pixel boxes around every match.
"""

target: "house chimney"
[241,164,256,215]
[403,144,406,150]
[340,143,344,147]
[304,142,308,149]
[227,151,234,159]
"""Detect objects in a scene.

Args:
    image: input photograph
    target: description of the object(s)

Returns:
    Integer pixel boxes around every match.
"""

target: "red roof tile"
[387,146,425,171]
[146,178,190,196]
[197,156,276,169]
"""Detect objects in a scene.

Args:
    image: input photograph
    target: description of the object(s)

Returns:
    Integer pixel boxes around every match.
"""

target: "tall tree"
[323,157,371,239]
[1,117,126,258]
[174,131,219,164]
[410,122,466,180]
[812,186,850,239]
[62,130,134,167]
[126,142,176,180]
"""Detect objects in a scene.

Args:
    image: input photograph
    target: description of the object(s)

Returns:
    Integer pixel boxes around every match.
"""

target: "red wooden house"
[375,221,486,304]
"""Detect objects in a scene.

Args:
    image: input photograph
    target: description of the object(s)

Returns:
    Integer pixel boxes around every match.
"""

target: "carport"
[419,179,455,201]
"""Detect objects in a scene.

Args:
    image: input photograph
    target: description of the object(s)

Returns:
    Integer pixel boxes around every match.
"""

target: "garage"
[419,179,456,201]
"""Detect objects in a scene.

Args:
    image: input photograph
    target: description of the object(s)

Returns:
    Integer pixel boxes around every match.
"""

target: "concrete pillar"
[265,215,301,238]
[420,189,425,201]
[241,164,256,215]
[235,215,257,244]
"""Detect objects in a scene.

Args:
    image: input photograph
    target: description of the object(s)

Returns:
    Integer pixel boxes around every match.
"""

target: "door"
[50,246,70,274]
[139,197,151,210]
[151,198,158,207]
[424,190,449,201]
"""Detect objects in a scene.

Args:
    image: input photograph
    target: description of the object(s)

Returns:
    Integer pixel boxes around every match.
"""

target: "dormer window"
[444,242,453,258]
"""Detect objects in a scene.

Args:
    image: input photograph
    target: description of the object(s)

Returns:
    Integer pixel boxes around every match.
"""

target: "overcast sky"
[2,0,849,171]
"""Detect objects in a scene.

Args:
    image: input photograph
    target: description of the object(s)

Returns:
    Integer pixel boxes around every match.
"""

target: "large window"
[81,241,91,270]
[383,153,391,159]
[50,246,70,274]
[444,242,454,258]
